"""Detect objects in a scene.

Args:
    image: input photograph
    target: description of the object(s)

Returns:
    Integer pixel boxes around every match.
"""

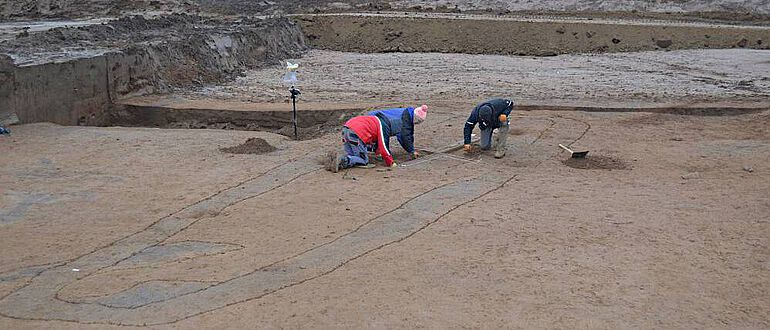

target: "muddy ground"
[297,13,770,56]
[178,49,770,107]
[0,1,769,328]
[4,0,770,20]
[1,46,769,327]
[1,104,768,328]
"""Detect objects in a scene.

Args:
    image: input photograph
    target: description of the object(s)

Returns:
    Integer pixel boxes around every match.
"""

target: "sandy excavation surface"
[179,49,770,107]
[1,99,769,327]
[1,5,769,326]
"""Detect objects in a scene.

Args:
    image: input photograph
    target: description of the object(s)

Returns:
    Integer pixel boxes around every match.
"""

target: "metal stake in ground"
[289,85,301,140]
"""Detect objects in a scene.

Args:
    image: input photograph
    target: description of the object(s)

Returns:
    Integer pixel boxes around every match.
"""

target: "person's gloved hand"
[412,151,420,159]
[499,114,507,122]
[390,162,398,168]
[463,144,473,153]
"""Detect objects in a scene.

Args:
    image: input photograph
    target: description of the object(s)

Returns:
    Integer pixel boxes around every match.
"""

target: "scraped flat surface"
[1,102,768,328]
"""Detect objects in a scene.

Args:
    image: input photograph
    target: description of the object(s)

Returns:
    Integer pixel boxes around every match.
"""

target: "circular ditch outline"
[0,114,594,326]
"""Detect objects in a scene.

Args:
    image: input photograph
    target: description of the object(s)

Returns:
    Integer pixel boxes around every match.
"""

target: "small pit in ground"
[220,138,277,155]
[563,155,629,170]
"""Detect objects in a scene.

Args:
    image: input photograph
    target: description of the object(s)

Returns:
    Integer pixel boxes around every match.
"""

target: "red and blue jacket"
[368,107,416,154]
[344,115,394,166]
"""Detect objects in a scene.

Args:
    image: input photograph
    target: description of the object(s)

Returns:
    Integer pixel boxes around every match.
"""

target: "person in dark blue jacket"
[368,105,428,159]
[463,98,514,158]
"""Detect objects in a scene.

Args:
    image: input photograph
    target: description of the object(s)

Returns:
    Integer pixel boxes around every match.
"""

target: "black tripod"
[289,85,301,140]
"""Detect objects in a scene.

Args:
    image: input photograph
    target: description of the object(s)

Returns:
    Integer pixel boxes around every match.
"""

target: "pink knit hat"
[414,105,428,124]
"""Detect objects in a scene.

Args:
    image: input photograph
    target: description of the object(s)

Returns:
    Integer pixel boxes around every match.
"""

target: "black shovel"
[559,144,589,158]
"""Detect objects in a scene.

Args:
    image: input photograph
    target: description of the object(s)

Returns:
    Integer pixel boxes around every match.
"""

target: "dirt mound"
[0,0,197,19]
[3,14,306,68]
[4,14,194,53]
[220,137,277,155]
[563,155,629,170]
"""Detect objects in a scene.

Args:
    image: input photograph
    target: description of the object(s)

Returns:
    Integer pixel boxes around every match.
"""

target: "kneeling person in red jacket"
[327,114,396,173]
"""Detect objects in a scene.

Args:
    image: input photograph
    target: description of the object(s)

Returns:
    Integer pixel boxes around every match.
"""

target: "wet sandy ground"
[179,49,770,108]
[1,6,769,328]
[1,102,768,327]
[385,0,770,14]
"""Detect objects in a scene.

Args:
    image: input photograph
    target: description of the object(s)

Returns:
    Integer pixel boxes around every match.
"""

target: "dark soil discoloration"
[220,138,276,155]
[275,123,341,141]
[563,155,629,170]
[298,14,770,57]
[619,113,674,126]
[5,1,770,24]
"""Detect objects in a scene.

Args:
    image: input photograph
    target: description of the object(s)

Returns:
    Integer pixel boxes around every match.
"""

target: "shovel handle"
[558,144,573,153]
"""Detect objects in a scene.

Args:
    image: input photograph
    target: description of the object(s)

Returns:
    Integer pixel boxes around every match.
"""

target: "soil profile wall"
[298,14,770,55]
[1,17,306,126]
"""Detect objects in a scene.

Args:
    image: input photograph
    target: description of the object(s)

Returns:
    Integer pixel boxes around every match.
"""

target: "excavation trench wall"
[0,18,306,126]
[0,56,14,125]
[297,13,770,55]
[111,104,361,131]
[3,13,769,128]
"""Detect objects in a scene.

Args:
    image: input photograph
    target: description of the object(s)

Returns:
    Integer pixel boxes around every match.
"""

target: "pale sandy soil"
[1,102,768,328]
[179,49,770,107]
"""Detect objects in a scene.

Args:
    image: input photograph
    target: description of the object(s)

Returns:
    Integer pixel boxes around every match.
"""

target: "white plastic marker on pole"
[283,61,298,83]
[283,61,301,140]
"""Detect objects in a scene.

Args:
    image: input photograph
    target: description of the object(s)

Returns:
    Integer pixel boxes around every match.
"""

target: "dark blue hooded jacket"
[463,99,514,144]
[368,107,416,154]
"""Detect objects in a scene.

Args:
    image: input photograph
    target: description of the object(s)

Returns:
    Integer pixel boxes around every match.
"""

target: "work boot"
[325,150,341,173]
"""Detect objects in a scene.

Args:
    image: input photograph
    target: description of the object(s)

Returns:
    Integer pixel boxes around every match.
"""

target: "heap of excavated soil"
[220,137,276,155]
